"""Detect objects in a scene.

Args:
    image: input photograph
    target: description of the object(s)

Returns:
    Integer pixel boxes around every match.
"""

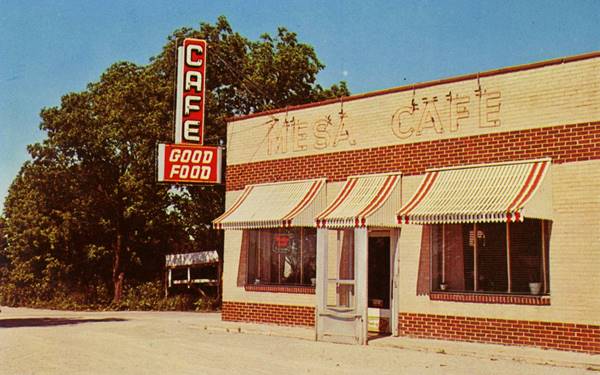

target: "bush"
[0,274,219,312]
[115,281,218,312]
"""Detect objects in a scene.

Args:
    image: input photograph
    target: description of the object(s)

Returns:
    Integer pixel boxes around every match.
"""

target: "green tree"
[1,16,349,307]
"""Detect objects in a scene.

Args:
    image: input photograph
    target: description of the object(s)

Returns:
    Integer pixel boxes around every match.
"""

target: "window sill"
[244,284,315,294]
[430,291,550,305]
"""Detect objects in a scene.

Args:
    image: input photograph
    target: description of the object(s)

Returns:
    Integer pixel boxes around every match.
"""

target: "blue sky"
[1,0,599,207]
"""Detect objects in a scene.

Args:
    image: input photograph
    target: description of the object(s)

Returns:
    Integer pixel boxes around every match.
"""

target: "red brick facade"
[222,301,315,327]
[399,313,600,354]
[221,302,600,353]
[226,121,600,191]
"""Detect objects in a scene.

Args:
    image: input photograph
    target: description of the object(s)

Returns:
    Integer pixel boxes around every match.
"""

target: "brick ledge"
[244,284,315,294]
[430,292,550,305]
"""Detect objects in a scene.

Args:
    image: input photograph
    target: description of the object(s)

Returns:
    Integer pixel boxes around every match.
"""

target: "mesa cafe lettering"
[157,143,222,184]
[175,38,207,144]
[263,87,502,157]
[391,88,501,139]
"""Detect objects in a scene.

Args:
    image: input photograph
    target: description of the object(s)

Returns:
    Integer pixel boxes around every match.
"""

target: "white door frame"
[390,228,400,336]
[316,227,369,345]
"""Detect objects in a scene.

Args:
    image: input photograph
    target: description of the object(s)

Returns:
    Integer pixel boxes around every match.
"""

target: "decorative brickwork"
[226,121,600,191]
[398,312,600,354]
[430,292,550,305]
[222,301,315,327]
[244,284,315,294]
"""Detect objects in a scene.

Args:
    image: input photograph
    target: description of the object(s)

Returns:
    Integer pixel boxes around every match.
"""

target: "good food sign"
[157,144,222,183]
[157,38,223,185]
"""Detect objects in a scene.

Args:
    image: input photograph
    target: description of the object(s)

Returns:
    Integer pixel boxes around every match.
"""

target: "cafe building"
[212,52,600,353]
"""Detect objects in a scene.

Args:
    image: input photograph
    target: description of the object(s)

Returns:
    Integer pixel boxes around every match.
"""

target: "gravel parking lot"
[0,307,594,375]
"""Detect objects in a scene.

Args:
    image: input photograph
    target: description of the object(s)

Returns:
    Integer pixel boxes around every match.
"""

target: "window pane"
[431,225,442,290]
[430,220,550,295]
[475,223,507,292]
[510,219,543,293]
[245,228,317,286]
[461,224,474,291]
[271,228,300,284]
[301,228,317,285]
[259,230,274,283]
[246,230,258,284]
[446,224,467,290]
[338,229,355,307]
[339,229,354,280]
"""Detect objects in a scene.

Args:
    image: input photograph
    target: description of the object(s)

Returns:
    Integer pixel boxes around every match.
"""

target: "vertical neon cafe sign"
[157,39,223,184]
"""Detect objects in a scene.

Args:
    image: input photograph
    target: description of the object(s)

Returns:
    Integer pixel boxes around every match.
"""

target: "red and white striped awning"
[213,178,326,230]
[397,159,551,224]
[316,173,402,228]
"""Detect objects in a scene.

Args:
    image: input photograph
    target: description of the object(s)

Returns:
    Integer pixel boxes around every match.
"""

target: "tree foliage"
[0,16,349,308]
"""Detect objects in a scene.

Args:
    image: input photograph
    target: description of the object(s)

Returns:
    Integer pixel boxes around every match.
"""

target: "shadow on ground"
[0,317,126,328]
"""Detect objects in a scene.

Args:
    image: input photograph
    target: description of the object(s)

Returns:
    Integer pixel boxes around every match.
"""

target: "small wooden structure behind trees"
[165,251,220,298]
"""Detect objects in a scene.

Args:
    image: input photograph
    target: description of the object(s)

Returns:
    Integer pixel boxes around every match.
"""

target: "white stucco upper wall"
[226,54,600,166]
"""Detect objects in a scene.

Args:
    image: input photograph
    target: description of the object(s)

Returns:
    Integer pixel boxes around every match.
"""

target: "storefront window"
[246,228,316,286]
[431,219,550,295]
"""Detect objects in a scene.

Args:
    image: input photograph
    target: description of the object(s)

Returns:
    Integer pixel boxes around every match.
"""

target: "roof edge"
[227,51,600,123]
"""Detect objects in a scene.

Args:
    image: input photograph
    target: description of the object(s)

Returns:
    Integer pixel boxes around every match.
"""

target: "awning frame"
[213,178,326,230]
[316,172,402,228]
[397,158,552,225]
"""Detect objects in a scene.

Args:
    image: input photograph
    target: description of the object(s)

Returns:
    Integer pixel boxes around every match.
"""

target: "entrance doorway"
[368,233,391,334]
[316,228,396,344]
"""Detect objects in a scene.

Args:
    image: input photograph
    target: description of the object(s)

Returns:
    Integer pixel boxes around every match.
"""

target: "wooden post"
[187,266,191,288]
[315,228,328,341]
[506,221,512,293]
[165,268,170,298]
[354,227,368,345]
[390,229,400,337]
[217,259,223,302]
[473,223,478,292]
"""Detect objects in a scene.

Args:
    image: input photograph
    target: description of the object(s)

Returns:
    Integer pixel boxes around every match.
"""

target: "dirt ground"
[0,306,593,375]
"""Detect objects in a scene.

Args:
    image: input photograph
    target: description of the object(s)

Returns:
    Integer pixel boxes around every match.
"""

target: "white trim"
[174,46,184,144]
[157,143,166,181]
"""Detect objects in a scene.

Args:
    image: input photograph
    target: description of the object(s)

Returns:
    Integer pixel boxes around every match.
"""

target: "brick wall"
[222,301,315,327]
[226,121,600,191]
[398,312,600,354]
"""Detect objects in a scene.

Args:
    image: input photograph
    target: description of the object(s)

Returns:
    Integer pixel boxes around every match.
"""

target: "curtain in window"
[445,224,465,291]
[301,230,317,285]
[416,226,431,296]
[259,231,273,283]
[237,231,250,287]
